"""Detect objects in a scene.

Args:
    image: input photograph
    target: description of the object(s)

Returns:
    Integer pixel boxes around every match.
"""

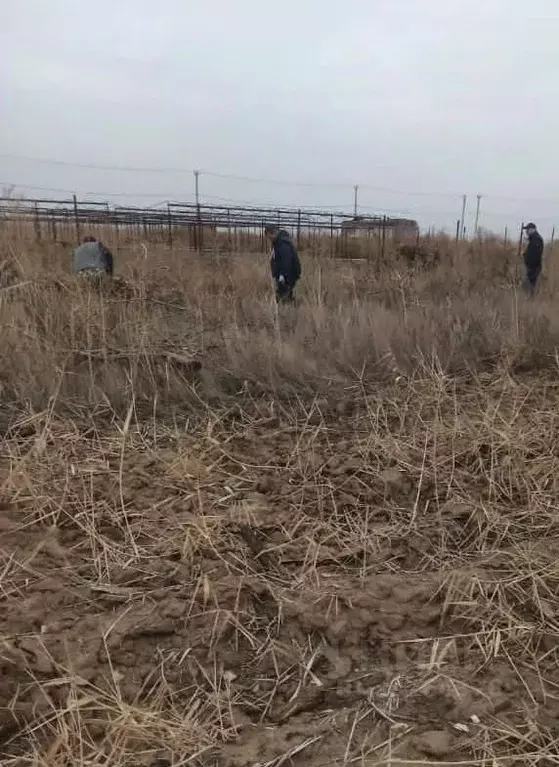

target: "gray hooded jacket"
[72,241,112,273]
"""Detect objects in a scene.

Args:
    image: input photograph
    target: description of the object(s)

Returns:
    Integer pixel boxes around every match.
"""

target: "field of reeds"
[1,224,559,766]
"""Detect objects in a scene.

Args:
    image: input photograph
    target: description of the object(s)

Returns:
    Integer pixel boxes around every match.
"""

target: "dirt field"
[1,231,559,765]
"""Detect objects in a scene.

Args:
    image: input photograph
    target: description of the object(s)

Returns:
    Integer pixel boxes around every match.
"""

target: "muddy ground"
[1,374,559,765]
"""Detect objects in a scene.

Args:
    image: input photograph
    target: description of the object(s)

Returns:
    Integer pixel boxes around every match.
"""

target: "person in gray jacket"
[72,236,114,278]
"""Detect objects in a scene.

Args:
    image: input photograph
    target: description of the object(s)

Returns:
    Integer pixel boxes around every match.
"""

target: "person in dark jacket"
[264,224,302,303]
[73,235,114,279]
[522,222,544,296]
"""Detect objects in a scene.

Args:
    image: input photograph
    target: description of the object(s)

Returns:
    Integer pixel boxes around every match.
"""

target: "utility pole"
[474,194,482,237]
[353,185,359,217]
[459,194,467,240]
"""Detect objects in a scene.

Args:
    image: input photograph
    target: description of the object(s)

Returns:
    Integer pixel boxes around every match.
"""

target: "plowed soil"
[1,374,559,765]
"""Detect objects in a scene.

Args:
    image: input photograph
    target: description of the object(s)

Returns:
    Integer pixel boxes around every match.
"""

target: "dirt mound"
[1,377,559,764]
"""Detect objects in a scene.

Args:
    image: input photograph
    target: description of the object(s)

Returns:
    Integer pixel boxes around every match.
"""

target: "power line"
[5,152,559,206]
[0,153,349,187]
[202,193,424,215]
[0,180,195,200]
[3,177,555,226]
[0,152,463,197]
[0,153,194,175]
[202,192,461,216]
[0,181,491,220]
[186,170,464,198]
[480,191,559,204]
[0,153,356,189]
[202,168,350,189]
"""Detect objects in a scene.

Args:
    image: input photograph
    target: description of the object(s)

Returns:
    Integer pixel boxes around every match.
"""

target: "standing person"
[264,224,302,303]
[522,222,544,296]
[72,235,114,281]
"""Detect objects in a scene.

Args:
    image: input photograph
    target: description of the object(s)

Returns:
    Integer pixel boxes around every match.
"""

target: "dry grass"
[1,225,559,766]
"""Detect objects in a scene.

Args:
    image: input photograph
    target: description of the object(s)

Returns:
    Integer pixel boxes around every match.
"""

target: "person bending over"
[264,224,301,303]
[73,235,114,281]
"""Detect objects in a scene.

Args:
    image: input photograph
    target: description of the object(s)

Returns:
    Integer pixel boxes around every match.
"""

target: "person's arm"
[275,240,295,282]
[525,237,542,263]
[101,244,114,275]
[270,252,279,280]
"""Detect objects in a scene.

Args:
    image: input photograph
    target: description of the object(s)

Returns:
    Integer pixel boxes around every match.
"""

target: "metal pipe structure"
[0,196,420,254]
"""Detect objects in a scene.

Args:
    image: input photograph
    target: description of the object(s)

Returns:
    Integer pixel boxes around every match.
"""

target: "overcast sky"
[2,0,559,233]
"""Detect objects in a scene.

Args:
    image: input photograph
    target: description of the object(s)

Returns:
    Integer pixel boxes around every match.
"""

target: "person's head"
[523,222,537,237]
[264,224,279,244]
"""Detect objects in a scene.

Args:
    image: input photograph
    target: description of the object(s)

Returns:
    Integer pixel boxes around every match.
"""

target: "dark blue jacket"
[524,231,544,267]
[270,230,302,285]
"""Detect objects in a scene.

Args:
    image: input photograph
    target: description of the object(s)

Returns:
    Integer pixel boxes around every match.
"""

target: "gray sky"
[2,0,559,234]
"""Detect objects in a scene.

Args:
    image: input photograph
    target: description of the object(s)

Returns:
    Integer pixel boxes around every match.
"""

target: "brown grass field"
[1,224,559,766]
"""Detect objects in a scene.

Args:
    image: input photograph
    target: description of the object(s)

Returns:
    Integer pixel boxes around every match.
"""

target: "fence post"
[504,226,508,247]
[34,202,41,242]
[381,216,387,260]
[166,204,173,247]
[114,206,121,244]
[105,203,113,244]
[195,208,203,252]
[455,219,460,243]
[72,194,80,242]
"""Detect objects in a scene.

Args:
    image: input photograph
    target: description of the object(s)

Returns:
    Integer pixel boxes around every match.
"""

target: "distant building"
[341,215,419,241]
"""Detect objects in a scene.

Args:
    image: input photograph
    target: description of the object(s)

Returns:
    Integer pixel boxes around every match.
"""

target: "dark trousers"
[275,280,295,303]
[524,261,542,296]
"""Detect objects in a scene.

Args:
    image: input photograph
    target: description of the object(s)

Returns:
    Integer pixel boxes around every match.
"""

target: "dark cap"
[264,223,279,234]
[522,222,537,230]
